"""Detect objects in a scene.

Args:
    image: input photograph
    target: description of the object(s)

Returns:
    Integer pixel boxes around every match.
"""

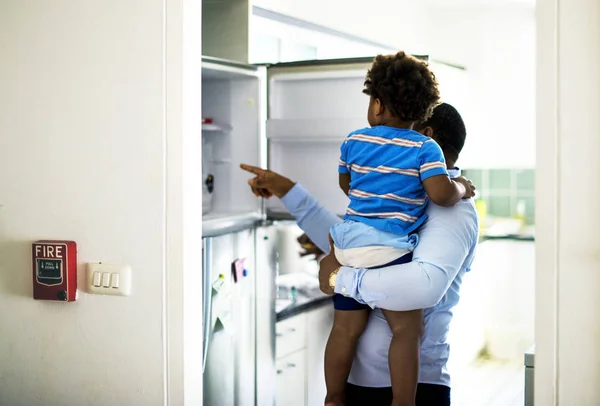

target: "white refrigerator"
[201,55,428,406]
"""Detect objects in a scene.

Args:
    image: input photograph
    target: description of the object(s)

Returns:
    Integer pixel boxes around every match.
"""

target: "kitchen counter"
[276,291,332,322]
[480,234,534,242]
[276,273,332,322]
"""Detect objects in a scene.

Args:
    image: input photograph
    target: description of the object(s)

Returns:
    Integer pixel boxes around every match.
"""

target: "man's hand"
[318,235,341,296]
[240,163,296,199]
[297,233,323,259]
[454,176,476,198]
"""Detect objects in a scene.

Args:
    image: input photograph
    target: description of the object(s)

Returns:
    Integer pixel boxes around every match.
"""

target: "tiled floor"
[451,358,525,406]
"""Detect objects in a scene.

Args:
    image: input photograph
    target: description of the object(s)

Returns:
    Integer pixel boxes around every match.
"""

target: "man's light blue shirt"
[280,169,479,388]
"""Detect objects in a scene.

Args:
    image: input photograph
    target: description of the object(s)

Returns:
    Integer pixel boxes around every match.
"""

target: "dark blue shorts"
[332,252,413,311]
[345,382,450,406]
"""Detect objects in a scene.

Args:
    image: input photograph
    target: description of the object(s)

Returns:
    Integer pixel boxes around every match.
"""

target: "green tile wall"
[462,168,535,224]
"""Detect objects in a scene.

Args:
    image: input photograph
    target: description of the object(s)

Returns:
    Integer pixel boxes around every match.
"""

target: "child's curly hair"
[363,51,440,122]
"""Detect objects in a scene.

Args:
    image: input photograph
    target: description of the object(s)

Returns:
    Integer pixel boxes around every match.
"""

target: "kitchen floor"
[451,358,524,406]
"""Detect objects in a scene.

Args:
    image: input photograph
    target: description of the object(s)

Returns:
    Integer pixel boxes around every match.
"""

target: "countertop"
[275,273,332,322]
[525,345,536,367]
[480,234,534,242]
[276,289,332,322]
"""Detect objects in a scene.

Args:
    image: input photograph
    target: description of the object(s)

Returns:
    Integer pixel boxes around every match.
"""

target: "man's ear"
[420,126,434,138]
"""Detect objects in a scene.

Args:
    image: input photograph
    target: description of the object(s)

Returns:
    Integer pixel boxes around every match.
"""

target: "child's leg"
[324,305,370,405]
[381,308,424,406]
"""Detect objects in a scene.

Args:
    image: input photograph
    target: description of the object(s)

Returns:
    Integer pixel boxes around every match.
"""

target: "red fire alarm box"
[32,240,77,301]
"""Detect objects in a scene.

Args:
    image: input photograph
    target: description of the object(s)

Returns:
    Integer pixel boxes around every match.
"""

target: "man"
[241,103,479,405]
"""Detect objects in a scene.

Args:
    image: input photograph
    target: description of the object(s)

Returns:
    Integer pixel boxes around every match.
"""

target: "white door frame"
[164,0,204,404]
[536,0,600,404]
[535,0,558,403]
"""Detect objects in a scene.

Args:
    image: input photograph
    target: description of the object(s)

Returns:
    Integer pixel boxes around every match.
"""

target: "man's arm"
[333,262,449,311]
[328,201,479,311]
[280,184,341,253]
[240,163,478,311]
[240,163,340,253]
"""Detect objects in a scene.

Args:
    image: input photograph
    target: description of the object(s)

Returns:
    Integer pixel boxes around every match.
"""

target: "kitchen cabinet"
[276,349,307,406]
[276,312,307,358]
[275,305,334,406]
[447,237,535,375]
[276,313,307,406]
[202,0,251,62]
[475,239,535,359]
[305,306,334,406]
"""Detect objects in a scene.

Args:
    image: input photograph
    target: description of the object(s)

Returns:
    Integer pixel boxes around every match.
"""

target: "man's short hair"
[417,102,466,162]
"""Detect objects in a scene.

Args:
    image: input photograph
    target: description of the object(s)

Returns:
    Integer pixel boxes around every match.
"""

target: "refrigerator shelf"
[202,123,232,132]
[202,211,264,237]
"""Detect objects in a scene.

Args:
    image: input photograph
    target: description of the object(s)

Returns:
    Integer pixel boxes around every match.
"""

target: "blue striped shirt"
[338,126,448,236]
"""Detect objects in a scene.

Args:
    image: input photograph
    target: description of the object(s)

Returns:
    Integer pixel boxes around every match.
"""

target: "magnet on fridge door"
[231,258,246,283]
[212,273,225,292]
[215,311,234,335]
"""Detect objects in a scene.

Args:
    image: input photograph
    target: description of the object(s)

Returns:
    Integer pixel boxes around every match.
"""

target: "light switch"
[110,273,119,288]
[86,263,132,296]
[101,272,110,288]
[93,272,101,287]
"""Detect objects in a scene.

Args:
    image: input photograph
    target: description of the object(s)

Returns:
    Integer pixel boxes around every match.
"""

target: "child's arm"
[339,173,351,196]
[423,175,474,207]
[338,137,351,196]
[419,140,474,207]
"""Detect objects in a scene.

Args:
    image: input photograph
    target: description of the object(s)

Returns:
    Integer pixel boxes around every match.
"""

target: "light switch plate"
[86,262,132,296]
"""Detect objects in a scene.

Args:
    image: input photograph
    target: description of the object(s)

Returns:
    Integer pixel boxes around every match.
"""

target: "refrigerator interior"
[202,58,264,233]
[266,61,372,216]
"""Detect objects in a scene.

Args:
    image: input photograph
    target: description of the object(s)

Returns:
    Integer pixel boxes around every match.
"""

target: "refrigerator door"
[203,227,257,406]
[265,56,432,217]
[203,233,236,406]
[265,58,373,217]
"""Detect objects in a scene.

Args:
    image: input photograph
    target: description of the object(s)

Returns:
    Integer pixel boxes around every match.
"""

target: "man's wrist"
[273,178,296,199]
[328,266,341,289]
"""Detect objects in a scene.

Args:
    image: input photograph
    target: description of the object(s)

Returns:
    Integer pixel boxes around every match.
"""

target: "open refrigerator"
[201,55,435,405]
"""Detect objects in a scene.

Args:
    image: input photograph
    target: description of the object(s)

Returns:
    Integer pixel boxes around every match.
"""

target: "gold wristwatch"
[328,267,341,289]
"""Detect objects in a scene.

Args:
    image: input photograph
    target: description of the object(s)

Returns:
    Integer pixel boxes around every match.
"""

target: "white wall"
[424,6,536,169]
[536,0,600,403]
[0,1,203,405]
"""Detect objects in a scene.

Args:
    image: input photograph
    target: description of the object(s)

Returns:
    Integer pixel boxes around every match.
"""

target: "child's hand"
[455,176,476,198]
[297,233,324,259]
[318,234,341,295]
